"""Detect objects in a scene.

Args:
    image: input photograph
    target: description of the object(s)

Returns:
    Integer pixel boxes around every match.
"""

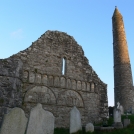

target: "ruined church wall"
[0,58,23,125]
[1,30,108,127]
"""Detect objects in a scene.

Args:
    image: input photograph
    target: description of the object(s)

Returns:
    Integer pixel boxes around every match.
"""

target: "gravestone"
[70,106,82,134]
[85,123,94,132]
[123,119,130,127]
[0,108,27,134]
[26,103,55,134]
[114,108,121,122]
[113,102,123,128]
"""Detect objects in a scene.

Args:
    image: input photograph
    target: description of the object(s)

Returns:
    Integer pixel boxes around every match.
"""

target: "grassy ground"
[54,115,134,134]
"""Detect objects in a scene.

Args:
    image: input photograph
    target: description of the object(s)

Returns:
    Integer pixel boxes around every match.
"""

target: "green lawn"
[54,115,134,134]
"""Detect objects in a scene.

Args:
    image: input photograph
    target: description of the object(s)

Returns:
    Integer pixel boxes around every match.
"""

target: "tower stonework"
[112,7,134,112]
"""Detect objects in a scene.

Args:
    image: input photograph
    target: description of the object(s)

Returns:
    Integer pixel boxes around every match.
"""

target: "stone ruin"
[0,30,108,127]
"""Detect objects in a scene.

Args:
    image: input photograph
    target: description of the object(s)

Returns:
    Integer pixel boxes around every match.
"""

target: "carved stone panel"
[57,90,84,107]
[42,75,47,85]
[72,80,76,90]
[61,77,66,88]
[29,72,35,83]
[67,79,71,89]
[77,81,81,90]
[35,73,41,84]
[82,82,86,91]
[24,86,56,104]
[54,76,60,87]
[87,83,90,91]
[48,76,53,86]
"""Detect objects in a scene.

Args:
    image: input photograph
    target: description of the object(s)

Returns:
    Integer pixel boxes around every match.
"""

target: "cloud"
[10,29,23,39]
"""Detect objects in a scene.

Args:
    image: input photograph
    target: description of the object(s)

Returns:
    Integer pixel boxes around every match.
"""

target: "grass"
[54,115,134,134]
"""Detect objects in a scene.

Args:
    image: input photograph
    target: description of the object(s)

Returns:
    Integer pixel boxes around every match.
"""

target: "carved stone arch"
[67,78,71,89]
[42,74,48,85]
[60,76,66,88]
[94,83,99,94]
[35,73,41,84]
[72,80,76,90]
[48,75,54,86]
[77,80,82,90]
[24,86,57,104]
[54,76,60,87]
[87,82,90,91]
[57,90,84,107]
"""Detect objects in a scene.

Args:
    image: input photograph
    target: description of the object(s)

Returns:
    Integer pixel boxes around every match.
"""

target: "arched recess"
[91,83,95,92]
[24,86,56,104]
[57,90,84,107]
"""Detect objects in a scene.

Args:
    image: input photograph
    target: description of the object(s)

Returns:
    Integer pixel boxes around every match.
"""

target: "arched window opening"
[62,58,66,75]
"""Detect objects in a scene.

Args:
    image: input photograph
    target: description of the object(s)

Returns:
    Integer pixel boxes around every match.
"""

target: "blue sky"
[0,1,134,106]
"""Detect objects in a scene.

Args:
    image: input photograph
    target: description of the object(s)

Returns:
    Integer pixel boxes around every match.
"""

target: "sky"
[0,1,134,106]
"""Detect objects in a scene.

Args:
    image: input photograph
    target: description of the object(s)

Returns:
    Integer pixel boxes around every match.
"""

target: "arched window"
[62,58,66,75]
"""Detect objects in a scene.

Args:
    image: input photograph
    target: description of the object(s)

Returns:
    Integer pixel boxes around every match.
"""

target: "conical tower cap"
[112,6,122,18]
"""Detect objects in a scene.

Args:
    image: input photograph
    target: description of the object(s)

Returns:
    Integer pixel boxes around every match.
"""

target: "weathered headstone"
[123,119,130,127]
[70,106,82,134]
[0,108,27,134]
[26,103,55,134]
[114,108,121,123]
[113,102,123,128]
[85,123,94,132]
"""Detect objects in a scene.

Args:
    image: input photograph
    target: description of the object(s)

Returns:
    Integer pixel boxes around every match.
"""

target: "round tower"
[112,7,134,112]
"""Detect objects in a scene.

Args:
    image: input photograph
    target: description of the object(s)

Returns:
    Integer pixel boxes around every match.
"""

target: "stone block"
[26,103,55,134]
[85,123,94,132]
[70,106,82,134]
[0,108,27,134]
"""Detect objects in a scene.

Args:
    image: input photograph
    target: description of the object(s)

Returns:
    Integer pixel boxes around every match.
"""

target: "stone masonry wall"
[0,58,23,126]
[0,30,108,127]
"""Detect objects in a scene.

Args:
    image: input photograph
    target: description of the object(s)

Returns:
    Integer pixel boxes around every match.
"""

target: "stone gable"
[0,30,108,127]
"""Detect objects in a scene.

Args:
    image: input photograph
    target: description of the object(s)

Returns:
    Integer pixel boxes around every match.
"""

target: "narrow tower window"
[62,58,66,75]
